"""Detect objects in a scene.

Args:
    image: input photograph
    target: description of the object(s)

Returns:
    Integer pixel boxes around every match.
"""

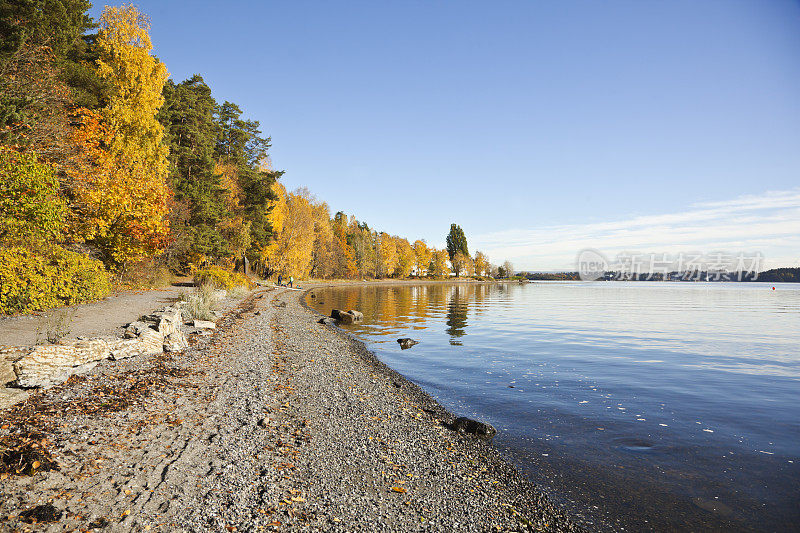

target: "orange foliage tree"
[65,108,170,264]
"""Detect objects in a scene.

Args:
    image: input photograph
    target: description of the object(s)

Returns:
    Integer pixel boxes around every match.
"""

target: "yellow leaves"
[378,232,398,277]
[474,251,490,277]
[429,248,451,278]
[395,238,415,278]
[63,5,172,265]
[413,240,432,276]
[260,185,328,278]
[391,486,407,493]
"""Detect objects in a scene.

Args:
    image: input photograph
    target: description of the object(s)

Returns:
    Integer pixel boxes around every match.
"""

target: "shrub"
[0,148,67,245]
[192,265,251,292]
[0,246,112,315]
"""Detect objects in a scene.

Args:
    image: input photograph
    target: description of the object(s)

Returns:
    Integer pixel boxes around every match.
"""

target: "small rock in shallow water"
[397,338,419,350]
[331,309,363,324]
[451,417,497,440]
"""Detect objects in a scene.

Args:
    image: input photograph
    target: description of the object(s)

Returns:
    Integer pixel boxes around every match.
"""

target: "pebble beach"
[0,285,581,531]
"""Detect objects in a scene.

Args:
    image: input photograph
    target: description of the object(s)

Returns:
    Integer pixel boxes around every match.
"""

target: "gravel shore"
[0,286,582,532]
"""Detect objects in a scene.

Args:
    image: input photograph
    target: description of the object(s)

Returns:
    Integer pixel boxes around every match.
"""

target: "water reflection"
[309,281,800,532]
[445,286,469,344]
[310,282,492,341]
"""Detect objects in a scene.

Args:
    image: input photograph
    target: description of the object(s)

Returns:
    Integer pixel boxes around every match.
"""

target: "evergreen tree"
[0,0,92,61]
[446,223,469,261]
[213,101,280,261]
[160,75,228,259]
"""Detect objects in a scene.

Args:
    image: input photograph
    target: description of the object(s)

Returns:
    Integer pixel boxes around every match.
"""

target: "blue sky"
[90,1,800,270]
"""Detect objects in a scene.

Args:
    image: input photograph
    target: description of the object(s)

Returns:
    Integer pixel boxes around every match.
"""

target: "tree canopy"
[446,223,469,262]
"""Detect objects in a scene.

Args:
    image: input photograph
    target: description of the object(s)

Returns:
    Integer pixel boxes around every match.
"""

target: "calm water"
[309,282,800,531]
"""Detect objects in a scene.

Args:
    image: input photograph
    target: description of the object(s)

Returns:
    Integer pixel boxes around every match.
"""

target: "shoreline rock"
[6,304,207,391]
[330,308,363,324]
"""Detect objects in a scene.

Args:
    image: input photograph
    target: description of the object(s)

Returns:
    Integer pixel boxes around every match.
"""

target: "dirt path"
[0,287,581,532]
[0,287,189,347]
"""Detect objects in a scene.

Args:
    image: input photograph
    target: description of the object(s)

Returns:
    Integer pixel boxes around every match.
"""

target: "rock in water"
[452,417,497,440]
[331,309,363,325]
[397,338,419,350]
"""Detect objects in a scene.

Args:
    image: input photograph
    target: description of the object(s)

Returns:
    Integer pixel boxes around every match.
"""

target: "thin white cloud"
[473,189,800,271]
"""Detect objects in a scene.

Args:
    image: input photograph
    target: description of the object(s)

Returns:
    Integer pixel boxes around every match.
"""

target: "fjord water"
[309,282,800,531]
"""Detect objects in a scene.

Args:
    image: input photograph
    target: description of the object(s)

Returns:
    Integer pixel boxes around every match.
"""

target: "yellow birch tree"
[474,251,489,277]
[395,238,415,278]
[413,240,431,277]
[89,4,170,264]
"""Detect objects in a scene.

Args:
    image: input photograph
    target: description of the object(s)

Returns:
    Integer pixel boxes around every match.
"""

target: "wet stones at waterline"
[451,417,497,440]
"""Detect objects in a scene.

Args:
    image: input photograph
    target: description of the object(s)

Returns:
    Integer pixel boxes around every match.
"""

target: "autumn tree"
[377,232,398,278]
[429,248,451,278]
[446,223,469,263]
[260,186,319,278]
[395,238,415,278]
[474,251,489,277]
[310,201,338,278]
[83,4,170,264]
[0,0,94,156]
[331,212,358,278]
[450,250,471,277]
[0,41,73,159]
[413,240,431,277]
[347,217,376,278]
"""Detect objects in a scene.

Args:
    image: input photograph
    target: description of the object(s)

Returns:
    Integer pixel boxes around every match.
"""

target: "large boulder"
[13,338,124,388]
[158,308,183,337]
[109,329,163,361]
[0,347,27,386]
[163,331,189,353]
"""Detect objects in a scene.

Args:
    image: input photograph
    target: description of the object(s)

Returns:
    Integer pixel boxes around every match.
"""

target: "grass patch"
[181,284,222,321]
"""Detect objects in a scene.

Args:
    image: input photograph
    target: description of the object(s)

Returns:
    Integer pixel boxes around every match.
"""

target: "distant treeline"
[520,269,800,282]
[522,272,580,281]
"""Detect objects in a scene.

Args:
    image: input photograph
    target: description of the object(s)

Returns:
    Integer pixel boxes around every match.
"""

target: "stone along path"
[0,287,580,532]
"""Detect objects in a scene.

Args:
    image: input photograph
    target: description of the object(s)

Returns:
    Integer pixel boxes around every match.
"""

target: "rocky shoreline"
[0,284,583,531]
